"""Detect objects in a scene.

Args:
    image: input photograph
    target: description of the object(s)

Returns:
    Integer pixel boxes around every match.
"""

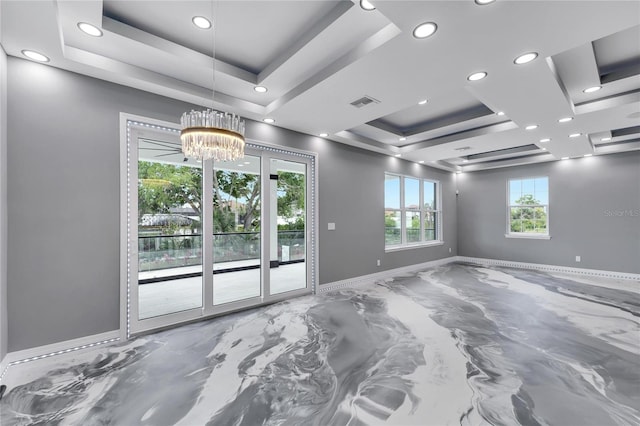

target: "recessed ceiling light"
[462,159,469,163]
[467,71,487,81]
[497,111,505,116]
[237,164,244,167]
[561,157,570,160]
[514,52,538,65]
[77,22,103,37]
[601,137,611,142]
[539,138,551,143]
[360,0,376,11]
[244,161,250,165]
[399,137,407,141]
[419,160,425,164]
[418,99,428,105]
[254,86,268,93]
[394,154,402,157]
[413,22,438,39]
[584,154,592,157]
[475,0,496,4]
[583,86,601,93]
[569,133,581,138]
[192,16,212,29]
[558,117,573,123]
[263,118,275,124]
[525,124,538,130]
[541,147,547,151]
[21,50,49,62]
[319,133,328,137]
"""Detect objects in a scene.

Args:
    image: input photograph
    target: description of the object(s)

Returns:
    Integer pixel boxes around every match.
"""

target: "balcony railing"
[384,227,437,245]
[138,230,305,273]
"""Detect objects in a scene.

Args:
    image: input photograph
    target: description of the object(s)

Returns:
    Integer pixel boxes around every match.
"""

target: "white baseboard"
[319,255,639,294]
[318,256,457,293]
[456,256,640,281]
[0,355,8,382]
[0,330,120,382]
[1,257,635,382]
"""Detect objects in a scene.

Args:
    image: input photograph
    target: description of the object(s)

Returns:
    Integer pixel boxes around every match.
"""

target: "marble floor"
[1,263,639,425]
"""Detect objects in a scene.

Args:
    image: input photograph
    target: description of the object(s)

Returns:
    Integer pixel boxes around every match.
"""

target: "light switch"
[328,222,336,231]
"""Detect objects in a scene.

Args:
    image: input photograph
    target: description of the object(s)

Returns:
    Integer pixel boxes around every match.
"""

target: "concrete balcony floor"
[138,261,307,319]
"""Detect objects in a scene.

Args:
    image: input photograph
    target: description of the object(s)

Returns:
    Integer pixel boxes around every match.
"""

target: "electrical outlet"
[575,255,581,262]
[377,259,381,266]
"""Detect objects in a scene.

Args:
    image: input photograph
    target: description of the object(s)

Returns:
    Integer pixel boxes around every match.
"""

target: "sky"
[385,175,436,209]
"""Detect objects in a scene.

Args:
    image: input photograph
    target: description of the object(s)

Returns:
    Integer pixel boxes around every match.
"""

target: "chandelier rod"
[179,0,245,162]
[211,0,216,108]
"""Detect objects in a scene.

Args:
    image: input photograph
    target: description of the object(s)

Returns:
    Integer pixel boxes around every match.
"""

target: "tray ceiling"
[1,0,639,171]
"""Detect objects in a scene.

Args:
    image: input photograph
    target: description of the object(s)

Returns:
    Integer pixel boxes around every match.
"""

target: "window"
[508,177,549,237]
[385,173,441,248]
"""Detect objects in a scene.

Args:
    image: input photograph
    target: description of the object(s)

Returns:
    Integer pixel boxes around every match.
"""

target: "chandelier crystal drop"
[180,109,246,161]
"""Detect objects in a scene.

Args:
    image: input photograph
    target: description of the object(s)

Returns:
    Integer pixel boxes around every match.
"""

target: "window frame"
[385,172,443,251]
[506,176,551,240]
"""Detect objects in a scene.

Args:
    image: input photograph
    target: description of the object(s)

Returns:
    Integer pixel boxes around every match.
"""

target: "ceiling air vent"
[350,95,380,108]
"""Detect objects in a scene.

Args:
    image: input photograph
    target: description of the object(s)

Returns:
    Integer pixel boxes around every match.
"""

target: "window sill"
[505,233,551,240]
[385,241,444,253]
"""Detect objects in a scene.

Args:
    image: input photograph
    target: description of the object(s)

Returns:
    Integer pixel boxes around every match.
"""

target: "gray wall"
[0,44,7,362]
[457,152,640,273]
[312,142,457,284]
[7,57,455,352]
[6,55,639,355]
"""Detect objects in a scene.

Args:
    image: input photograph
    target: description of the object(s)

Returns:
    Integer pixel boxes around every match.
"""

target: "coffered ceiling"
[1,0,639,171]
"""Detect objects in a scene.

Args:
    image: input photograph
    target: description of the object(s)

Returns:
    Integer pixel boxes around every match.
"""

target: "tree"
[138,162,307,234]
[277,172,305,227]
[138,161,202,218]
[213,171,260,232]
[511,194,547,233]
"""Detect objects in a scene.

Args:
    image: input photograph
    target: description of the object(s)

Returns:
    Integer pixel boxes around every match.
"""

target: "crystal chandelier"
[180,4,245,162]
[180,110,245,161]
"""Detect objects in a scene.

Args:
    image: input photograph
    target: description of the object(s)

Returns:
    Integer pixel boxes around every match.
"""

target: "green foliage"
[411,215,420,229]
[213,208,237,234]
[277,172,305,219]
[138,162,203,236]
[384,212,401,245]
[213,170,260,233]
[139,162,308,235]
[515,194,538,206]
[385,214,397,228]
[510,195,547,233]
[278,216,305,231]
[138,162,263,234]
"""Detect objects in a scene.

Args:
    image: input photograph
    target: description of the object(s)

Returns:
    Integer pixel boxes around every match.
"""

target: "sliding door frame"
[119,113,318,340]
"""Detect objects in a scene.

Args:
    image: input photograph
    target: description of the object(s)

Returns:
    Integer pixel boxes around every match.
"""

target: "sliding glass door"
[122,117,315,336]
[137,140,203,320]
[212,155,262,305]
[270,158,307,295]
